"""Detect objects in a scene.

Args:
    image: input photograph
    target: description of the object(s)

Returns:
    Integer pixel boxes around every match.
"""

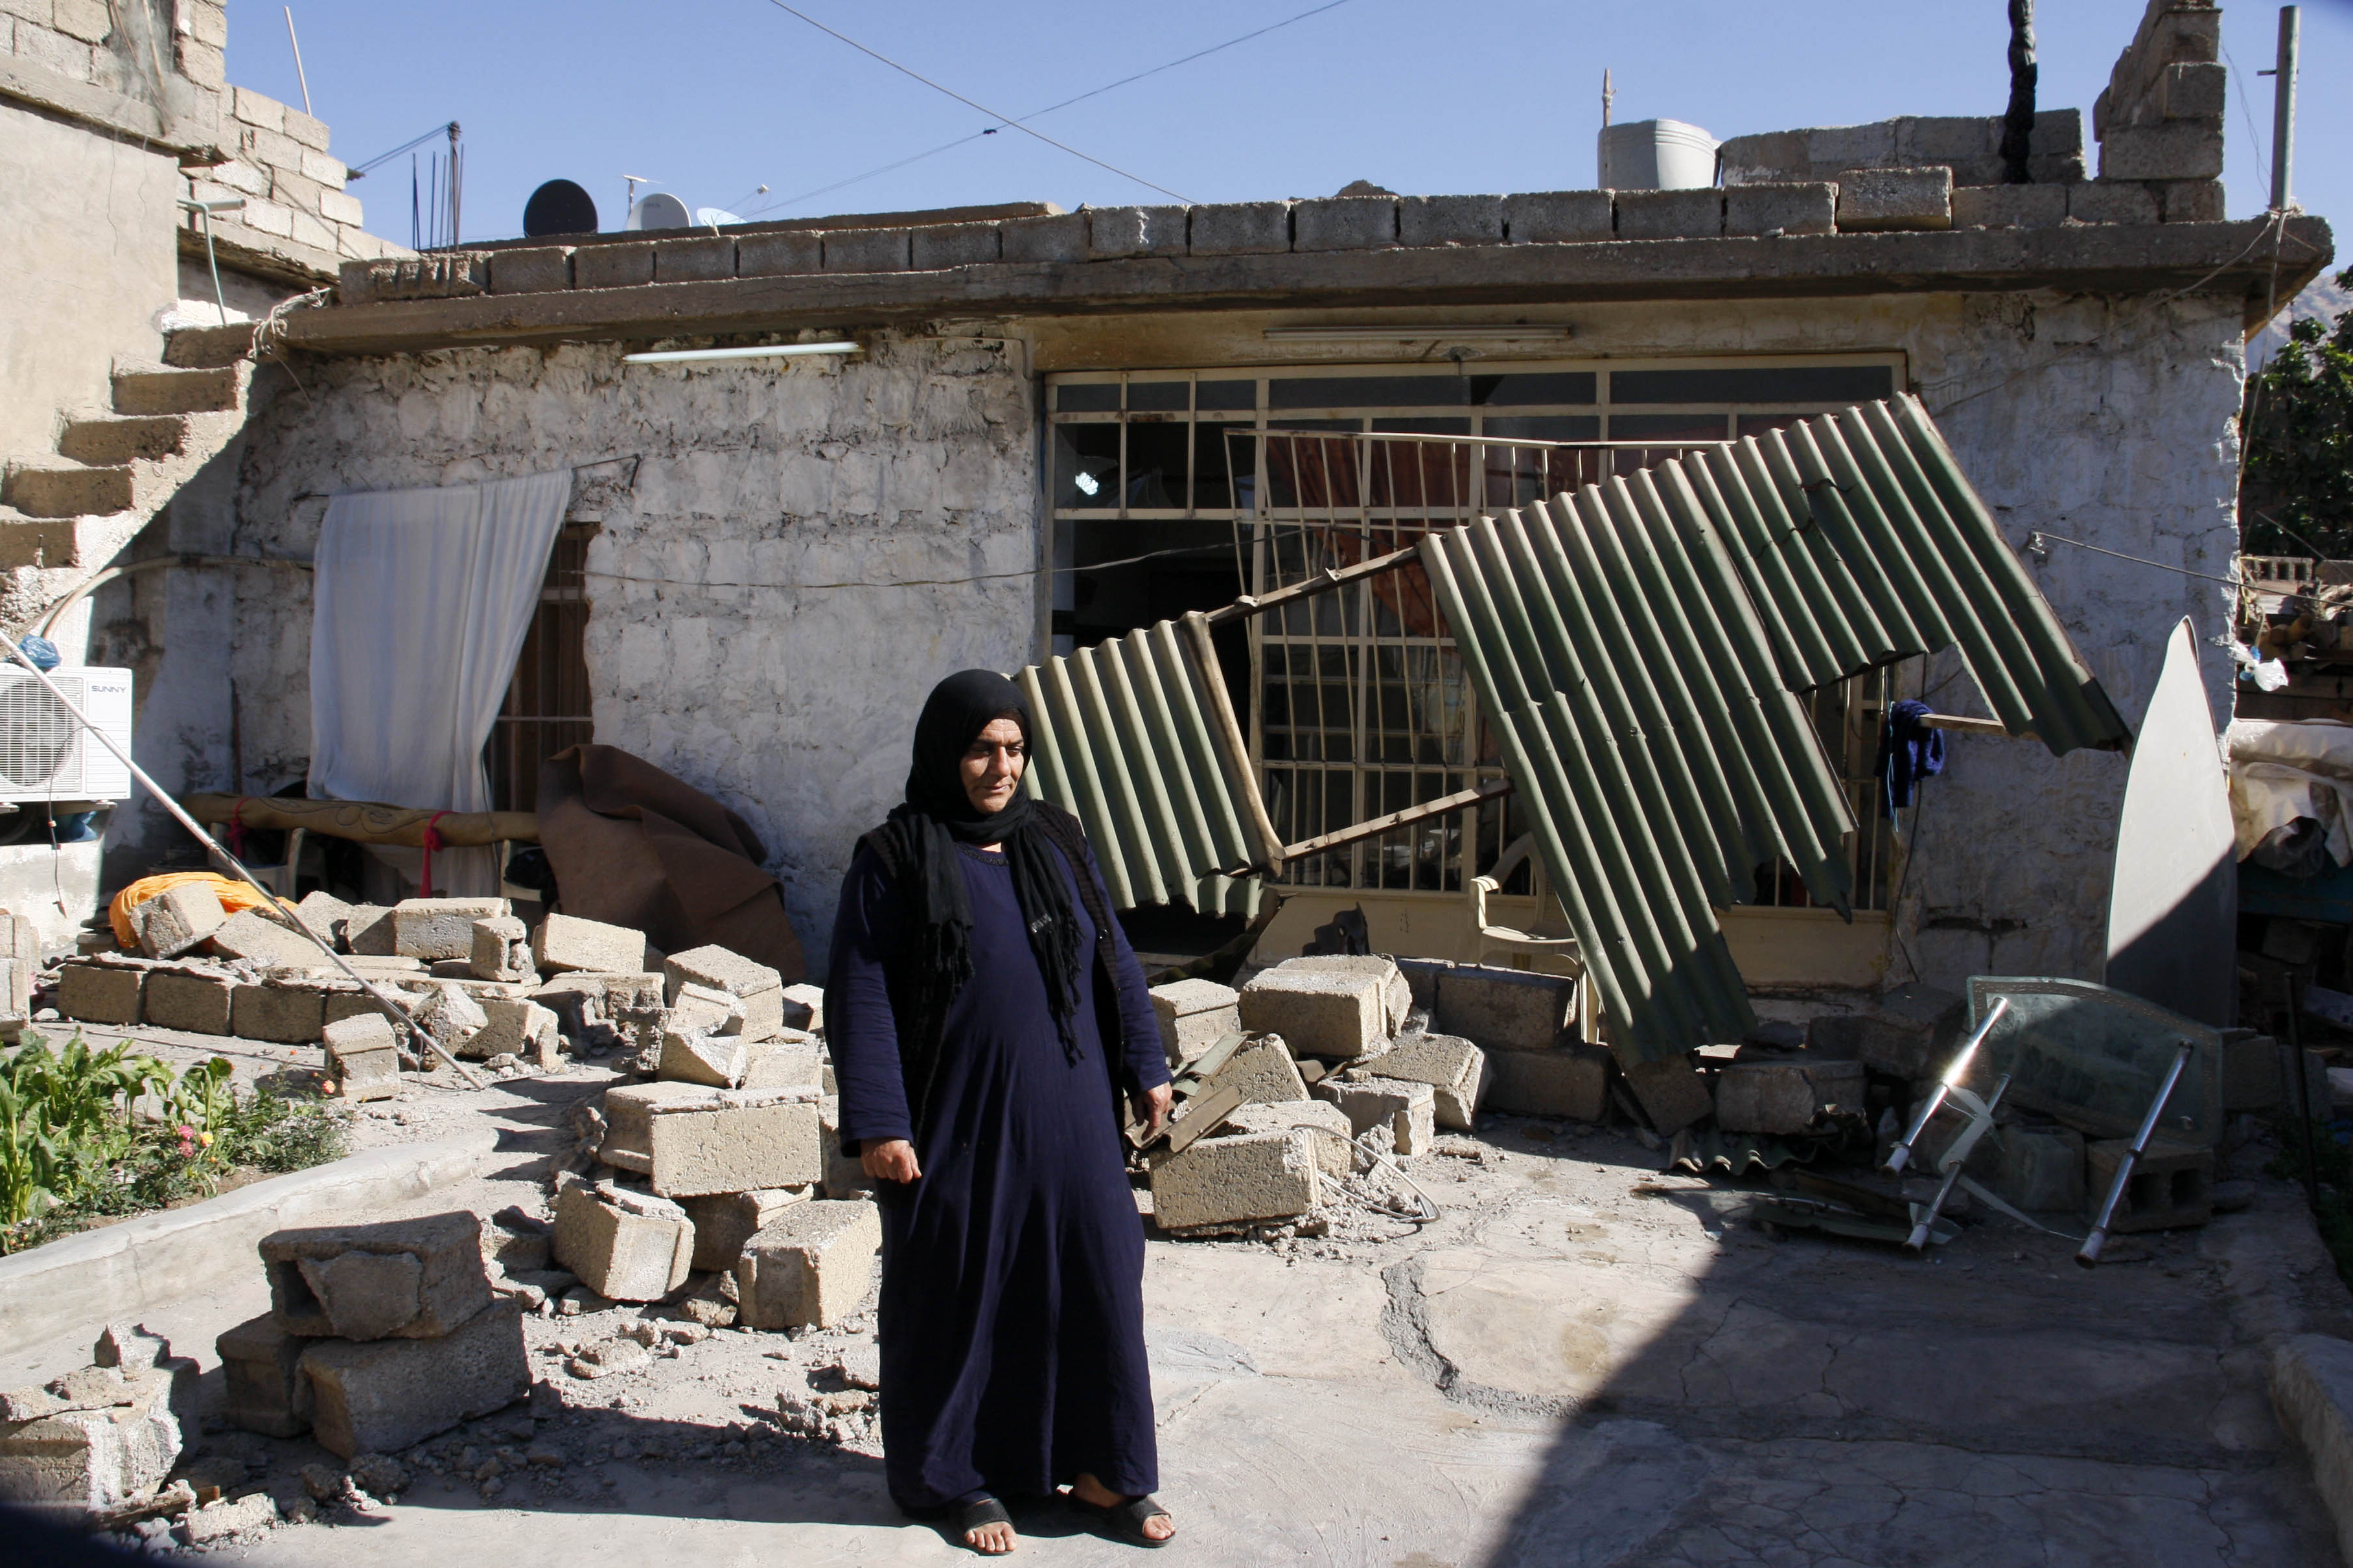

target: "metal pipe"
[2271,6,2301,212]
[2288,972,2322,1211]
[1905,1072,2009,1252]
[1884,995,2009,1175]
[0,642,482,1089]
[2076,1041,2193,1267]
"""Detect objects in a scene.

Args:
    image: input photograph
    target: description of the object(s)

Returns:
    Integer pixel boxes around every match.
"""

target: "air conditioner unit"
[0,665,132,805]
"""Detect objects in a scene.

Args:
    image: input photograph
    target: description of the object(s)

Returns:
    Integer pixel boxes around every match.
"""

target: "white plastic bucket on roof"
[1597,119,1720,190]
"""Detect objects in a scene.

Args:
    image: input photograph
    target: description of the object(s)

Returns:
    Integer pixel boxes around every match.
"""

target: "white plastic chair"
[1470,832,1583,980]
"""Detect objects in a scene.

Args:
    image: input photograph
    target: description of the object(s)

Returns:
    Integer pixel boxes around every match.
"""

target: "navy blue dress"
[827,835,1168,1511]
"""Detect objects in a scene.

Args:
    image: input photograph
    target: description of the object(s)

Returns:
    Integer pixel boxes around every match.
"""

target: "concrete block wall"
[187,84,394,265]
[2091,0,2227,221]
[1717,111,2087,189]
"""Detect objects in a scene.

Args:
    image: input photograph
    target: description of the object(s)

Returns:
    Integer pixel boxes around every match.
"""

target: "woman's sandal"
[1070,1492,1174,1547]
[949,1495,1014,1554]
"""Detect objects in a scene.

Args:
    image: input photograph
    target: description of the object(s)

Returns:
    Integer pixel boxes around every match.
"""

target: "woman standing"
[827,670,1177,1554]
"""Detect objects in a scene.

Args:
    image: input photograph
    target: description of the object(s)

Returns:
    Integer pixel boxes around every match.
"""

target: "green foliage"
[0,1032,347,1254]
[2244,268,2353,559]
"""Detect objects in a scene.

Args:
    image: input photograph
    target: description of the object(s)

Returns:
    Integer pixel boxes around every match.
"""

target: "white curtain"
[308,469,572,896]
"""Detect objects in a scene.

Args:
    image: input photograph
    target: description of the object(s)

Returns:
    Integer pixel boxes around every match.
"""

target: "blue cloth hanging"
[1875,698,1947,818]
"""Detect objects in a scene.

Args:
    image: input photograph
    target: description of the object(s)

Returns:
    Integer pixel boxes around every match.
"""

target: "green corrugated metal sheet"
[1420,393,2131,1065]
[1015,614,1274,919]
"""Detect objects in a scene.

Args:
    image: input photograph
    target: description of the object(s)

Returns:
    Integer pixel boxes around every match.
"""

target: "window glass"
[1608,413,1729,442]
[1055,382,1120,412]
[1483,416,1601,441]
[1269,376,1470,409]
[1123,422,1188,509]
[1196,379,1256,411]
[1126,381,1190,411]
[1467,372,1598,406]
[1610,365,1894,404]
[1052,422,1121,509]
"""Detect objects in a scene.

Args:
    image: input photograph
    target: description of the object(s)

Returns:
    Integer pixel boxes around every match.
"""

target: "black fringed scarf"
[860,671,1087,1125]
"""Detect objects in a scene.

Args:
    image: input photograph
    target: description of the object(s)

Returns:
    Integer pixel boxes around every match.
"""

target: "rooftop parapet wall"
[1717,111,2088,190]
[2092,0,2226,219]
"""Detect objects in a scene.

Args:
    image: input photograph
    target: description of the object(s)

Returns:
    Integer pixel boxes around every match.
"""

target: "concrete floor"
[14,1028,2352,1567]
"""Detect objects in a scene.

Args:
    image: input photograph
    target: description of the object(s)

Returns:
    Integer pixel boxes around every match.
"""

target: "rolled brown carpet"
[536,744,805,980]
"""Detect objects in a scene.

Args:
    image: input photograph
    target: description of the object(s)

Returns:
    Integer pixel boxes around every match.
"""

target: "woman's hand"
[1131,1083,1173,1141]
[861,1138,921,1183]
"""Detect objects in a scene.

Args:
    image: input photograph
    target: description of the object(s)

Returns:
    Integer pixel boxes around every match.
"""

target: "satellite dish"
[694,207,747,229]
[522,179,598,237]
[625,192,692,231]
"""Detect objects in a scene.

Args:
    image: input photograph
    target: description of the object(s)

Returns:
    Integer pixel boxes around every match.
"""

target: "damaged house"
[8,1,2336,1066]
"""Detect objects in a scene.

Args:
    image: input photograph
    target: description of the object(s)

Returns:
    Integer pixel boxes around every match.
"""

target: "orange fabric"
[108,871,281,948]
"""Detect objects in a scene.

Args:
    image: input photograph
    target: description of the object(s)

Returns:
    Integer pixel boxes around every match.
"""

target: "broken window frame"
[484,520,596,816]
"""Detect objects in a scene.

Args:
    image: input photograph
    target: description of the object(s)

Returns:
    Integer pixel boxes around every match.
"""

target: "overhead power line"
[756,0,1192,203]
[747,0,1355,217]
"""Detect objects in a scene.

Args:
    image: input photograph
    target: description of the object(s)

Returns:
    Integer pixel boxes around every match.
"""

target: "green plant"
[0,1035,174,1227]
[2243,267,2353,559]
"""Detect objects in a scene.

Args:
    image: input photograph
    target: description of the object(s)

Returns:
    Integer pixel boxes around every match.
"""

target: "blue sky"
[233,1,2345,266]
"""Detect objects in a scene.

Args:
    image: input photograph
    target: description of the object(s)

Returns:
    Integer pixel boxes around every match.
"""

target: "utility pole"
[2000,0,2037,185]
[2264,6,2301,211]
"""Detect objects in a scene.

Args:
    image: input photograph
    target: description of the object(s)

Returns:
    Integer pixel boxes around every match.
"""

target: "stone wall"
[217,337,1039,956]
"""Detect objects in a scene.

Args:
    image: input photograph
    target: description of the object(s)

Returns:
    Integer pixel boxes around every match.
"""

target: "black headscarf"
[865,671,1085,1066]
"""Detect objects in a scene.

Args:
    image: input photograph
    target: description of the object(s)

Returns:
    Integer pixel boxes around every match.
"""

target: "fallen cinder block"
[469,916,534,982]
[668,980,747,1037]
[1284,956,1412,1035]
[214,1313,313,1438]
[135,882,226,958]
[291,889,354,947]
[2086,1136,2214,1232]
[343,904,396,955]
[181,1492,279,1543]
[778,982,824,1034]
[391,898,509,962]
[1317,1076,1436,1155]
[1483,1043,1610,1119]
[1623,1054,1714,1135]
[659,1028,747,1087]
[743,1035,824,1092]
[56,963,143,1026]
[2221,1029,2284,1113]
[0,1354,192,1514]
[550,1176,695,1301]
[1201,1035,1310,1106]
[1986,1121,2085,1212]
[321,1013,401,1101]
[1152,978,1242,1066]
[736,1200,883,1331]
[1370,1032,1485,1129]
[209,908,318,969]
[1432,965,1575,1052]
[599,1081,823,1197]
[682,1188,809,1273]
[143,969,235,1035]
[230,980,327,1044]
[1240,967,1391,1061]
[261,1212,491,1341]
[468,996,558,1064]
[818,1096,874,1200]
[666,944,784,1040]
[1225,1098,1354,1177]
[1841,982,1965,1079]
[1149,1123,1319,1230]
[1714,1058,1867,1135]
[410,982,487,1055]
[534,913,646,975]
[297,1295,529,1458]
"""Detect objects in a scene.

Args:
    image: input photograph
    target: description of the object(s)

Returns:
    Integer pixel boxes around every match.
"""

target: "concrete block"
[183,1492,279,1541]
[654,234,735,282]
[1715,1058,1866,1134]
[1624,1054,1714,1135]
[1398,193,1503,246]
[2222,1031,2283,1112]
[488,246,570,294]
[136,882,226,958]
[1986,1122,2085,1212]
[1318,1076,1435,1155]
[743,1036,824,1092]
[343,903,396,955]
[1285,956,1412,1035]
[391,898,508,962]
[2153,178,2225,222]
[669,980,747,1037]
[1615,188,1723,239]
[822,227,910,272]
[42,965,130,1028]
[550,1177,694,1301]
[1087,204,1188,259]
[469,916,533,982]
[818,1095,875,1201]
[682,1188,807,1273]
[1724,182,1837,236]
[2069,179,2160,224]
[736,229,822,277]
[214,1313,312,1438]
[1836,166,1953,230]
[1188,200,1290,255]
[286,890,352,947]
[1432,965,1574,1051]
[1504,189,1614,243]
[1152,978,1242,1065]
[297,1295,529,1458]
[142,970,233,1035]
[1292,195,1397,251]
[1391,956,1449,1011]
[467,997,558,1065]
[1201,1037,1309,1107]
[999,211,1087,264]
[1369,1032,1485,1129]
[1240,967,1387,1060]
[410,982,487,1055]
[1848,982,1965,1079]
[323,1013,401,1101]
[1150,1127,1319,1230]
[2158,61,2229,122]
[572,241,655,290]
[2269,1335,2353,1568]
[2098,123,2223,181]
[665,944,782,1004]
[600,1081,824,1197]
[778,982,823,1033]
[2085,1136,2214,1232]
[209,908,318,968]
[261,1212,490,1341]
[910,221,1002,269]
[736,1201,883,1331]
[534,913,645,974]
[1951,183,2070,229]
[1483,1043,1610,1119]
[1809,120,1898,170]
[1225,1099,1352,1177]
[658,1028,747,1087]
[231,982,325,1044]
[0,1361,188,1514]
